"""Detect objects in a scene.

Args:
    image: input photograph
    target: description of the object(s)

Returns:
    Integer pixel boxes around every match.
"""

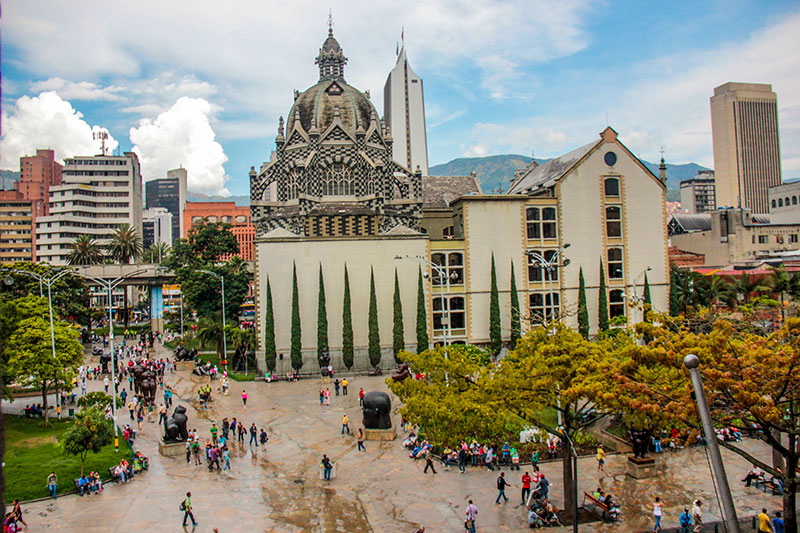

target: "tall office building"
[36,153,143,265]
[711,82,782,214]
[142,207,173,250]
[384,46,429,175]
[145,167,187,243]
[680,170,716,214]
[16,149,63,217]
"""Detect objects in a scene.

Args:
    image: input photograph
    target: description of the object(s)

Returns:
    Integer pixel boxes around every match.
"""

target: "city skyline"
[2,1,799,197]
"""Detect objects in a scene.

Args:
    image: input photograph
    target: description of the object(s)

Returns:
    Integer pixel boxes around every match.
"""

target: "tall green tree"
[669,264,681,316]
[317,264,329,366]
[489,254,502,355]
[415,265,429,353]
[196,316,225,359]
[509,261,520,349]
[392,268,404,363]
[264,277,277,372]
[290,262,303,371]
[342,265,354,370]
[62,407,114,476]
[733,272,770,304]
[642,272,652,322]
[598,259,609,332]
[107,223,142,264]
[368,267,381,368]
[66,235,104,266]
[577,267,589,338]
[768,265,800,324]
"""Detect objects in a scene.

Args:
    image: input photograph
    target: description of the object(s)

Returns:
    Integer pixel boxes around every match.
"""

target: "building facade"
[145,167,187,243]
[711,82,782,214]
[142,207,173,250]
[0,197,34,262]
[384,46,429,175]
[768,181,800,224]
[35,153,143,265]
[16,149,63,218]
[183,201,254,261]
[680,170,716,214]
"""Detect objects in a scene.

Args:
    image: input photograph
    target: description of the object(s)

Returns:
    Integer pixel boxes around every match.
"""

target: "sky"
[2,0,799,196]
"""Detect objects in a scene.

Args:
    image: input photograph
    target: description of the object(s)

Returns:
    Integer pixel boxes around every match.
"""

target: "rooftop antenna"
[327,9,333,35]
[93,129,109,156]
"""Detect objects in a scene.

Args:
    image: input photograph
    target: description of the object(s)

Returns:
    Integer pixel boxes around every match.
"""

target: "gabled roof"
[668,213,712,235]
[507,140,599,194]
[422,175,482,209]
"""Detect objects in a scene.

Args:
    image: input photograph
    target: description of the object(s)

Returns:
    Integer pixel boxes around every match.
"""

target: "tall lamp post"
[631,266,653,322]
[73,268,150,452]
[198,269,227,370]
[2,267,74,419]
[526,243,570,324]
[684,354,740,533]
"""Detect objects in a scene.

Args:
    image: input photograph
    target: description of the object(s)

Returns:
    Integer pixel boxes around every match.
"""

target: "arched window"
[286,169,302,200]
[786,197,791,206]
[606,206,622,237]
[609,289,625,319]
[604,178,620,197]
[779,198,784,207]
[322,163,354,196]
[793,196,798,205]
[773,200,778,208]
[607,248,623,279]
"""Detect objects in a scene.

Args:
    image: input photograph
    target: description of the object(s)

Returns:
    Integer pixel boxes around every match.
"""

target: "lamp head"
[683,354,700,369]
[563,243,571,249]
[3,276,14,287]
[562,259,571,267]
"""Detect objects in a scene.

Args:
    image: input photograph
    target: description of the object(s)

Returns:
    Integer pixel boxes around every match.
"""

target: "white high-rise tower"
[384,44,429,175]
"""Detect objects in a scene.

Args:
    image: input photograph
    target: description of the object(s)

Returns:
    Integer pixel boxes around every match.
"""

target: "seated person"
[77,475,90,496]
[528,507,544,528]
[89,471,103,493]
[441,446,454,465]
[742,466,764,486]
[114,464,127,483]
[593,488,605,500]
[23,405,31,417]
[265,371,272,383]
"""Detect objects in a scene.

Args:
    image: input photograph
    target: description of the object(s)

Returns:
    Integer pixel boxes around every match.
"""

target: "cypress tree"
[598,259,609,333]
[342,264,354,370]
[509,261,520,349]
[264,276,277,371]
[415,265,429,353]
[489,253,502,356]
[669,265,680,316]
[392,268,404,363]
[577,267,589,339]
[643,272,652,322]
[316,264,328,365]
[368,267,381,368]
[290,262,303,371]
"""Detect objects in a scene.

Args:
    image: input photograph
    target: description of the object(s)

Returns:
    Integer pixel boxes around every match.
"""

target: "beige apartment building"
[711,82,782,214]
[768,181,800,224]
[680,170,716,214]
[0,197,34,262]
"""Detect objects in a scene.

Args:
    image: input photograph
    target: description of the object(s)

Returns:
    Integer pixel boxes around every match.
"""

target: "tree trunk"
[0,371,6,519]
[42,380,49,421]
[784,451,798,533]
[562,452,576,521]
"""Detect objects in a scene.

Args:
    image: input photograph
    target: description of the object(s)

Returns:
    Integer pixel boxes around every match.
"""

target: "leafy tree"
[62,407,114,476]
[768,266,800,325]
[509,262,520,349]
[415,265,428,353]
[577,267,589,338]
[5,316,83,418]
[368,267,381,368]
[77,391,123,410]
[291,262,302,371]
[489,254,502,355]
[227,325,256,372]
[669,265,681,316]
[264,277,277,372]
[733,272,770,304]
[598,259,608,332]
[107,223,142,264]
[144,242,171,264]
[317,264,329,366]
[196,316,225,359]
[342,265,354,370]
[392,268,405,363]
[704,275,735,308]
[164,221,252,321]
[66,235,104,266]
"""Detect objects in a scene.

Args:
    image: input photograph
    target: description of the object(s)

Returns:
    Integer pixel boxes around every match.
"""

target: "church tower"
[384,41,429,175]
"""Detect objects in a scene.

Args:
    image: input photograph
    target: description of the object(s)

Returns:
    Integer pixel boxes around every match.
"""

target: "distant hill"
[187,191,250,206]
[429,154,710,195]
[0,170,20,190]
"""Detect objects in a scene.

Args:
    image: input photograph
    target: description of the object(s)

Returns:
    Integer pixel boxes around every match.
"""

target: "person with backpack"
[679,507,692,533]
[180,491,198,527]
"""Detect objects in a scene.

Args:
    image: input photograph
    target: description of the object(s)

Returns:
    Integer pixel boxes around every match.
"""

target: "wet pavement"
[17,340,786,532]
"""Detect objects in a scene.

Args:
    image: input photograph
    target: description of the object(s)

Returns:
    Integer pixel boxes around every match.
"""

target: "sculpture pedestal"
[626,456,657,479]
[320,376,331,384]
[176,361,194,372]
[159,439,186,457]
[190,374,211,384]
[363,426,396,441]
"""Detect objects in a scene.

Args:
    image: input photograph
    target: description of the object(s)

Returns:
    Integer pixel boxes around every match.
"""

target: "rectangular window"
[432,296,466,332]
[790,234,798,243]
[431,252,464,286]
[758,235,768,244]
[529,292,560,324]
[606,206,622,237]
[607,248,623,279]
[528,250,559,282]
[526,207,557,240]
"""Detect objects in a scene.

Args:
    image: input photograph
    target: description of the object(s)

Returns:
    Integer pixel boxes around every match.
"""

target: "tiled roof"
[422,175,482,208]
[507,140,599,194]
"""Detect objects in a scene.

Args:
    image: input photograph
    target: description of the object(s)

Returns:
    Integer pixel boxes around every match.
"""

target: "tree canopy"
[62,407,114,476]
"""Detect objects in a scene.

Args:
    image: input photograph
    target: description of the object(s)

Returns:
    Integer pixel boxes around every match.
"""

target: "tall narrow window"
[542,208,557,239]
[607,248,623,279]
[526,207,558,239]
[609,289,625,319]
[322,163,354,196]
[606,206,622,237]
[526,208,540,239]
[529,292,559,324]
[604,178,620,197]
[286,169,302,200]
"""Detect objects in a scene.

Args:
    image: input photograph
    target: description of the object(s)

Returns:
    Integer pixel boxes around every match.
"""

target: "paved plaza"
[17,340,785,532]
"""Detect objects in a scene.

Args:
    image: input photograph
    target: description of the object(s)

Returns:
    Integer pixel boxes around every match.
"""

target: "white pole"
[46,280,59,419]
[107,283,119,451]
[221,275,227,370]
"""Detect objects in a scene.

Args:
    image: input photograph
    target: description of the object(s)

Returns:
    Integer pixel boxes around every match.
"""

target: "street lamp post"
[198,270,227,370]
[631,266,653,322]
[2,267,73,419]
[525,244,570,325]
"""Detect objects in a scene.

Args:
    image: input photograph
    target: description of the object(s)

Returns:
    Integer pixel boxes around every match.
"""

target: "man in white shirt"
[465,500,478,533]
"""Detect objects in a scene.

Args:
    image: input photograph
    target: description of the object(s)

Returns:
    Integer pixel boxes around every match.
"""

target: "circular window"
[604,151,617,166]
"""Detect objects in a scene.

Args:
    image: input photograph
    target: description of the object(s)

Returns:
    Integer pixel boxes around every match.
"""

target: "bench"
[108,467,122,483]
[583,491,610,520]
[754,477,781,495]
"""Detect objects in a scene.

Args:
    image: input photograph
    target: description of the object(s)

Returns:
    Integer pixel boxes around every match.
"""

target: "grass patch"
[4,416,132,503]
[197,353,258,381]
[605,424,627,439]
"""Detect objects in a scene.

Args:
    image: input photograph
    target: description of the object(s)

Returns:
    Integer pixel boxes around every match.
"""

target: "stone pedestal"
[190,374,211,384]
[626,456,657,479]
[363,426,396,441]
[176,361,194,372]
[320,376,331,384]
[159,439,186,457]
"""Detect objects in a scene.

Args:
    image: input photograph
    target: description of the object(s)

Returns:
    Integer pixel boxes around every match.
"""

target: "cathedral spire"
[316,15,347,81]
[659,147,667,184]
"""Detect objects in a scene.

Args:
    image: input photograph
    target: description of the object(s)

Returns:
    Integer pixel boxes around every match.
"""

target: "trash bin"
[68,408,75,418]
[318,463,337,480]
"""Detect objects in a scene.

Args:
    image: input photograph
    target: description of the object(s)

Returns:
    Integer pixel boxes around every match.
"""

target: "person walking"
[47,471,57,499]
[237,423,245,444]
[12,499,27,529]
[260,428,269,449]
[464,500,478,533]
[210,423,219,446]
[679,507,692,533]
[249,423,258,446]
[757,508,772,532]
[458,445,467,474]
[495,472,511,504]
[691,499,703,532]
[128,400,135,421]
[185,440,192,463]
[241,390,247,408]
[521,471,532,505]
[653,496,664,532]
[319,389,325,406]
[537,473,550,501]
[773,511,785,533]
[103,376,109,392]
[423,447,437,474]
[341,414,350,435]
[223,447,231,471]
[357,427,366,451]
[342,379,348,395]
[597,444,606,472]
[120,388,128,404]
[334,379,340,396]
[159,404,167,425]
[324,388,331,406]
[181,491,198,527]
[321,454,333,481]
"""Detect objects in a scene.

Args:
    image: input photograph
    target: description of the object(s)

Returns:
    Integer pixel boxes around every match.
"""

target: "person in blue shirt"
[678,508,692,533]
[772,511,784,533]
[77,475,89,496]
[501,442,511,467]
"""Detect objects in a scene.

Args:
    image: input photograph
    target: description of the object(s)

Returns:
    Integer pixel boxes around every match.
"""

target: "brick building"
[183,201,254,261]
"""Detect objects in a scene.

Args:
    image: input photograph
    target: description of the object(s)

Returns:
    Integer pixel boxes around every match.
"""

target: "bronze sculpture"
[163,405,189,442]
[362,391,392,430]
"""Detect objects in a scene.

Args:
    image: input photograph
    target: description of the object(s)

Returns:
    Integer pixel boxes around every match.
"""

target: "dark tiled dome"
[288,80,376,135]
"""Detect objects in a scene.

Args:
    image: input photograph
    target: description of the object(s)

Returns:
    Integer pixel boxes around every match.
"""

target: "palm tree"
[144,242,171,264]
[196,316,225,361]
[107,223,142,264]
[733,272,770,304]
[66,235,104,265]
[227,326,255,373]
[768,266,800,324]
[705,276,735,308]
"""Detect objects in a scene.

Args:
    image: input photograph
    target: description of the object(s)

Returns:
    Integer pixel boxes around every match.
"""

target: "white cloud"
[29,77,124,101]
[130,97,230,195]
[0,91,118,169]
